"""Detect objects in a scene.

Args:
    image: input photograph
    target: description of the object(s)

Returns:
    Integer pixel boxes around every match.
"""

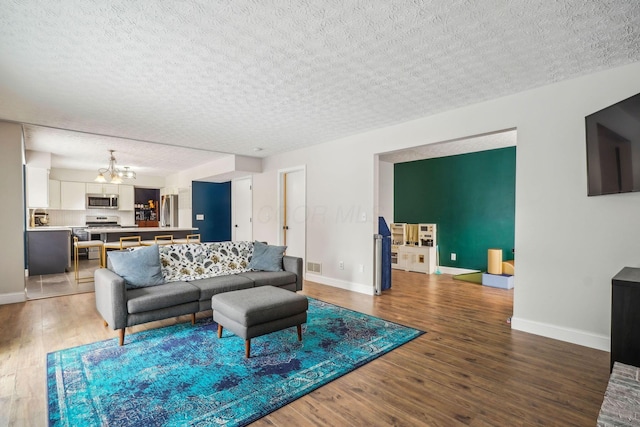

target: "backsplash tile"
[47,210,135,227]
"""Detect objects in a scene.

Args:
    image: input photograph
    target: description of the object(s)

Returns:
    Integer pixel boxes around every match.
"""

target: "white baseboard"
[511,317,609,351]
[305,273,374,296]
[0,292,26,305]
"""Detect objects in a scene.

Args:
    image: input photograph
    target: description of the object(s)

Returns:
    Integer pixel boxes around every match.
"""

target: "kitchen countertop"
[27,226,72,232]
[27,226,198,233]
[85,227,198,234]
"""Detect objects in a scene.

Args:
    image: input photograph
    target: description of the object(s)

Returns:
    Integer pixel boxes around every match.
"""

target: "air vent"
[307,262,322,274]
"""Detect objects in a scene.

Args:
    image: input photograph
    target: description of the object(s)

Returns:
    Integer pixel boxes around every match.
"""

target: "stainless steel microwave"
[86,194,119,209]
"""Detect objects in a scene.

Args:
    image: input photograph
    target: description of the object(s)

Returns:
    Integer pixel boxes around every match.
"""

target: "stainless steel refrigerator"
[160,194,178,227]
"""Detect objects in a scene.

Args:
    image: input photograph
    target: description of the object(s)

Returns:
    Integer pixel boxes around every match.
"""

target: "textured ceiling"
[1,0,640,171]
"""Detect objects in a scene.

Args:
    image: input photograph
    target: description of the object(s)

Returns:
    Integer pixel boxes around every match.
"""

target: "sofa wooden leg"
[118,329,125,346]
[217,324,223,338]
[245,339,251,358]
[297,324,302,341]
[191,313,196,325]
[103,320,108,327]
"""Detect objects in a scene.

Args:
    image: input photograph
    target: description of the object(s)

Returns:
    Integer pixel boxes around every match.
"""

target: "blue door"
[192,181,231,242]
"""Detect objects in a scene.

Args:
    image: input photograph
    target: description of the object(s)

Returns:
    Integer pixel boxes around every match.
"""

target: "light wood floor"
[0,271,609,426]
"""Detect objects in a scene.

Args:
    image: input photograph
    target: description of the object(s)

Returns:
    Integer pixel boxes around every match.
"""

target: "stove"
[85,215,121,229]
[71,216,121,260]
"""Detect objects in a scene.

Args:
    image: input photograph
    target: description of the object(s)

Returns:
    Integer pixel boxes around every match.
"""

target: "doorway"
[232,177,253,241]
[376,129,517,301]
[279,167,305,258]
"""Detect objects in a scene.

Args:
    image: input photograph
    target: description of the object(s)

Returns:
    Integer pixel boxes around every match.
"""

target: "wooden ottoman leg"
[217,324,223,338]
[297,324,302,341]
[245,339,251,358]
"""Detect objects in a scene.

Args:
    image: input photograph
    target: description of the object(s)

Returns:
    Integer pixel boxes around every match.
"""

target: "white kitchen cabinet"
[49,179,61,209]
[26,167,49,208]
[86,183,102,194]
[61,181,86,210]
[118,184,134,211]
[87,183,119,194]
[391,245,436,274]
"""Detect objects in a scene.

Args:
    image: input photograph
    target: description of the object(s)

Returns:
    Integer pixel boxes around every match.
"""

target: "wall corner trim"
[511,316,609,352]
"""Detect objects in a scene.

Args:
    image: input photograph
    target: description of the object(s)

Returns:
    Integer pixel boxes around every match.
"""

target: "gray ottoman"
[211,286,308,358]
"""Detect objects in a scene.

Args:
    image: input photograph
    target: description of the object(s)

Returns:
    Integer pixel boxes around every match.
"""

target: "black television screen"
[585,92,640,196]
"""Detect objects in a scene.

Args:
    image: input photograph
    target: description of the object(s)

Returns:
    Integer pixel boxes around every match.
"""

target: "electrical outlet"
[451,253,457,261]
[358,264,364,272]
[339,261,344,270]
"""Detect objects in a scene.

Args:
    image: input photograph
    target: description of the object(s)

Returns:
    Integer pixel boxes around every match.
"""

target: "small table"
[211,286,308,358]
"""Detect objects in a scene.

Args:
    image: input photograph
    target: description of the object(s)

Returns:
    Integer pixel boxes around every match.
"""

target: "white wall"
[0,122,27,304]
[252,61,640,350]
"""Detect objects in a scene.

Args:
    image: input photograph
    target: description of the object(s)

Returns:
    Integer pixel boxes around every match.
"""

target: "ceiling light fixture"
[95,149,136,184]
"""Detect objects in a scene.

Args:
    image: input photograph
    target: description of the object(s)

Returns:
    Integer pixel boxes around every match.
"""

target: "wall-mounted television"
[586,92,640,196]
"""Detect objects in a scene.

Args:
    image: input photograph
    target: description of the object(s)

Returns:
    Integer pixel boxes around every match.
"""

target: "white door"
[282,169,305,258]
[232,177,252,241]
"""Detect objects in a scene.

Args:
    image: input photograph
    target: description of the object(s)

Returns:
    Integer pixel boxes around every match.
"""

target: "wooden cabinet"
[611,267,640,371]
[48,179,61,209]
[26,167,49,208]
[60,181,86,210]
[118,185,134,211]
[86,183,119,194]
[137,220,159,227]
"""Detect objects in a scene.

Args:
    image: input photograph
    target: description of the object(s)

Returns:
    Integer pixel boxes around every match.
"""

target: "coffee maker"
[33,210,49,226]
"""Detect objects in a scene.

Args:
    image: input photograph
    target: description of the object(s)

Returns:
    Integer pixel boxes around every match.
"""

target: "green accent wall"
[394,147,516,271]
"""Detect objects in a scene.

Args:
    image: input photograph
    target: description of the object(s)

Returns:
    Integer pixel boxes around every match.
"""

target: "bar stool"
[140,235,174,246]
[174,234,201,244]
[102,236,142,266]
[73,237,104,282]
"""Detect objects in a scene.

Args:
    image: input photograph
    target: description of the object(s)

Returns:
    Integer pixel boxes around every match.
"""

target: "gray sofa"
[94,241,303,345]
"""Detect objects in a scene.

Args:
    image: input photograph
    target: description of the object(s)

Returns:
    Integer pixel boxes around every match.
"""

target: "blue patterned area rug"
[47,298,424,426]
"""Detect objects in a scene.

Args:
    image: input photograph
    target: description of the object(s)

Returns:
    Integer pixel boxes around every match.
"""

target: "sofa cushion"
[247,241,287,272]
[159,241,253,282]
[108,245,164,289]
[188,275,254,302]
[237,271,297,287]
[127,281,199,314]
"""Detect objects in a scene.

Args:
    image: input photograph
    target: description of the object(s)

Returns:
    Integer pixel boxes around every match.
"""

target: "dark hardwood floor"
[0,270,610,426]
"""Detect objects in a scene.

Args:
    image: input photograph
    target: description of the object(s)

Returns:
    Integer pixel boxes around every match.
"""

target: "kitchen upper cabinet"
[60,181,86,210]
[86,183,119,194]
[26,167,49,208]
[49,179,61,209]
[118,185,134,211]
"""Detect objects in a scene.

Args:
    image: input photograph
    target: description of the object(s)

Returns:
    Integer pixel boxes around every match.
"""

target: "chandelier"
[95,150,136,184]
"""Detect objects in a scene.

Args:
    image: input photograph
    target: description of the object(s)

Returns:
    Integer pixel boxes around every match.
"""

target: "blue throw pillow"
[248,241,287,272]
[108,245,165,289]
